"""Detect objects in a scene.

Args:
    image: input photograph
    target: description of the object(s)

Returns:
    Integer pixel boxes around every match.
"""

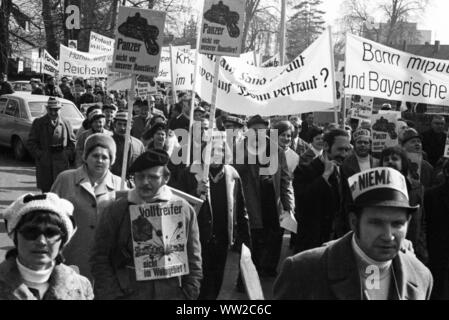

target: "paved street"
[0,145,293,299]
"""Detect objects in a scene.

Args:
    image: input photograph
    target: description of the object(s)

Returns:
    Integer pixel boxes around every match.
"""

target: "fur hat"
[3,193,76,245]
[83,133,116,165]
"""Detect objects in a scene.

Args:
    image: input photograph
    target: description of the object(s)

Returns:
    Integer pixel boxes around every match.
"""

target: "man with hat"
[399,128,434,189]
[74,106,112,167]
[43,76,63,98]
[90,149,202,300]
[234,115,294,277]
[131,100,152,140]
[342,128,377,178]
[102,103,118,131]
[110,112,145,180]
[289,116,309,157]
[274,167,433,300]
[27,97,76,192]
[193,106,207,121]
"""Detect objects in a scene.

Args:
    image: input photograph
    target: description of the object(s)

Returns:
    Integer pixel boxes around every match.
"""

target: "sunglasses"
[18,225,63,243]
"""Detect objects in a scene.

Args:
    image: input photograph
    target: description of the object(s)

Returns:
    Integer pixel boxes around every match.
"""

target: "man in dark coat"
[425,159,449,300]
[27,97,76,192]
[342,129,377,178]
[293,129,352,253]
[59,76,75,102]
[422,116,447,167]
[0,73,14,95]
[275,167,433,300]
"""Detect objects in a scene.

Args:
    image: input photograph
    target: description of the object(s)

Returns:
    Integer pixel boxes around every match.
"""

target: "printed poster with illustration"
[199,0,245,57]
[130,201,189,281]
[348,95,373,120]
[371,112,399,153]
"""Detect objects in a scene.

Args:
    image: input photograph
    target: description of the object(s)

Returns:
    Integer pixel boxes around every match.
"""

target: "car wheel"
[12,137,27,161]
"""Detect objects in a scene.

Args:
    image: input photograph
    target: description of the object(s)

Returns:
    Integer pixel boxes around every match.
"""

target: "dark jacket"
[27,114,76,192]
[90,187,202,300]
[273,232,433,300]
[60,84,75,102]
[0,257,93,300]
[422,129,447,167]
[425,183,449,299]
[169,113,190,132]
[110,134,145,178]
[341,153,378,178]
[0,80,14,95]
[175,164,251,250]
[293,157,352,252]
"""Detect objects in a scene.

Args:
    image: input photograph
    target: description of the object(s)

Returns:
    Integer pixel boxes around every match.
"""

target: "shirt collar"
[128,185,172,204]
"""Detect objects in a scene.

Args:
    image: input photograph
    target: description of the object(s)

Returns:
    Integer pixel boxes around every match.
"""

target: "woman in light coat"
[51,133,124,280]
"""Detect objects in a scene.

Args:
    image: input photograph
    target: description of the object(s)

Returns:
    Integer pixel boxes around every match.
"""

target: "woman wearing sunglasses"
[0,193,93,300]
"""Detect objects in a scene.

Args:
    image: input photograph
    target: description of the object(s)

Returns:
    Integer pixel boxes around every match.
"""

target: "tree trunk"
[42,0,59,58]
[0,0,13,74]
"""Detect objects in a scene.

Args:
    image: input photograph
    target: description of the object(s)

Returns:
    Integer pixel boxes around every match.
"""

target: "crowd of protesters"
[0,73,448,300]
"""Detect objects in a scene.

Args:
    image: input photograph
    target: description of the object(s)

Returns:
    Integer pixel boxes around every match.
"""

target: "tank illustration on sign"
[118,12,160,55]
[372,116,398,139]
[204,1,240,38]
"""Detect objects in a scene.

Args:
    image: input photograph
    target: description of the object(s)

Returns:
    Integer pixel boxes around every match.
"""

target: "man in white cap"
[274,167,433,300]
[342,128,377,178]
[27,97,76,192]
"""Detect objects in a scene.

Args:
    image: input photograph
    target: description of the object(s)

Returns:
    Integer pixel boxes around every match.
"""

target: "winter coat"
[0,257,93,300]
[27,114,76,192]
[341,154,378,178]
[274,232,433,300]
[425,183,449,299]
[90,186,202,300]
[51,165,124,279]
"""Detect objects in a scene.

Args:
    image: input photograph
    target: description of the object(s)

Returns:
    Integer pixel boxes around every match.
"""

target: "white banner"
[172,29,336,116]
[199,0,245,57]
[59,45,109,78]
[345,33,449,106]
[261,53,281,67]
[112,7,166,76]
[42,50,58,76]
[89,31,115,55]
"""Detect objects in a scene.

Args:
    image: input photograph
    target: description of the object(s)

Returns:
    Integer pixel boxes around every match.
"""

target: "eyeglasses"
[18,225,63,243]
[134,173,163,182]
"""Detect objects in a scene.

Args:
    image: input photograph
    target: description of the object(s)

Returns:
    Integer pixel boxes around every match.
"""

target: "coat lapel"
[327,233,362,300]
[392,252,423,300]
[0,259,37,300]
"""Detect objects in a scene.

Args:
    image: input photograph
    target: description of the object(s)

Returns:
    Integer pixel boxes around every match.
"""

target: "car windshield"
[28,101,83,120]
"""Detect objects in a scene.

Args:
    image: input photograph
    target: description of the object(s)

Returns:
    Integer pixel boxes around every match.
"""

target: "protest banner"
[348,95,374,121]
[199,0,245,57]
[261,53,281,67]
[129,201,189,281]
[89,31,115,55]
[42,49,58,76]
[371,112,399,153]
[58,44,109,78]
[345,33,449,106]
[112,7,166,76]
[157,45,191,83]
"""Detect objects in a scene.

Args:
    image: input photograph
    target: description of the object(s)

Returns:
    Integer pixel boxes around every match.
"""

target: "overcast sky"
[319,0,449,44]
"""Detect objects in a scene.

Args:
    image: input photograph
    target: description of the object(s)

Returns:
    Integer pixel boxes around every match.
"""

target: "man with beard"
[293,129,352,253]
[110,112,145,180]
[275,167,433,300]
[342,129,377,178]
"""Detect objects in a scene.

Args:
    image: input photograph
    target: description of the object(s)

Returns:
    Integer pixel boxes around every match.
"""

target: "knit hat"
[114,111,129,122]
[129,149,170,174]
[83,133,117,165]
[353,128,371,142]
[102,104,118,111]
[46,97,62,109]
[400,128,422,145]
[3,193,76,245]
[348,167,419,211]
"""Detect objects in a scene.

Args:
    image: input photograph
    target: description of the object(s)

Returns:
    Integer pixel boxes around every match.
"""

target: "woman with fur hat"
[0,193,93,300]
[50,133,124,280]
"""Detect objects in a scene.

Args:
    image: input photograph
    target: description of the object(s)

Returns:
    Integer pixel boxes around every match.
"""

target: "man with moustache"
[293,129,352,253]
[342,129,377,178]
[274,167,433,300]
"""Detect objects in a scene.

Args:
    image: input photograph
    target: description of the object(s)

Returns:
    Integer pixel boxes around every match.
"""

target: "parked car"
[11,81,32,92]
[0,92,84,160]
